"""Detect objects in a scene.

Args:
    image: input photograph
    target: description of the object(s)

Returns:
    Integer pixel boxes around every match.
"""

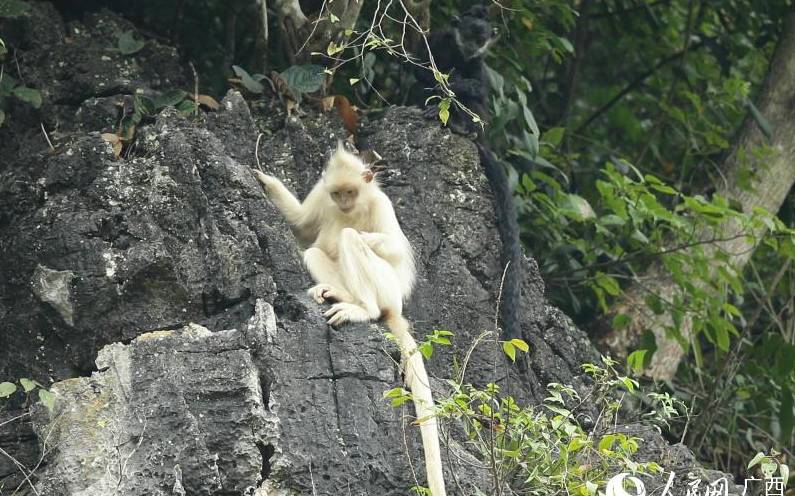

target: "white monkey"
[254,143,446,496]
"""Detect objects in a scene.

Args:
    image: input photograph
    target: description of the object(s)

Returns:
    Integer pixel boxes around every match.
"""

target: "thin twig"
[255,133,265,171]
[189,62,199,118]
[40,122,54,151]
[309,460,318,495]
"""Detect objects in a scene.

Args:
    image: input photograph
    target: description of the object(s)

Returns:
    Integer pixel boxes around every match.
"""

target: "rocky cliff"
[0,4,736,495]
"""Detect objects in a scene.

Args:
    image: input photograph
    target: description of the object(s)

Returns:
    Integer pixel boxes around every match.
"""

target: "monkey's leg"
[303,247,354,304]
[325,228,401,326]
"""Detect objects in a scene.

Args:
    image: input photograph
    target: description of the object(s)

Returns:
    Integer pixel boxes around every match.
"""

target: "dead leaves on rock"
[101,90,219,159]
[318,95,359,136]
[195,94,220,110]
[101,133,123,157]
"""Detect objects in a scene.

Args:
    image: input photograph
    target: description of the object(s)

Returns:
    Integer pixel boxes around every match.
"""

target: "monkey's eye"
[347,189,355,196]
[331,191,340,199]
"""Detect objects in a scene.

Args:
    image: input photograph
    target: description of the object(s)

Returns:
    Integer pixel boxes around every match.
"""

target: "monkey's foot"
[324,303,371,326]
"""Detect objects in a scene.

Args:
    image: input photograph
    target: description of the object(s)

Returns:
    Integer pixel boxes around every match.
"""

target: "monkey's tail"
[476,142,523,343]
[383,310,447,496]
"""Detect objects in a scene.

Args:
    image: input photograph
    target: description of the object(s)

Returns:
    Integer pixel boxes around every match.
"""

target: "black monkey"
[418,6,524,342]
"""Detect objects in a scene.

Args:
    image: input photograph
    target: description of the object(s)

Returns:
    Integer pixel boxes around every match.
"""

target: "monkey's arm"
[254,170,318,241]
[358,232,407,262]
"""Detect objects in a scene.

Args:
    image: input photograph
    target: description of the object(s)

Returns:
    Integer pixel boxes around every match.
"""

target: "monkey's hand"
[359,232,405,263]
[253,170,281,194]
[308,284,353,304]
[252,170,307,229]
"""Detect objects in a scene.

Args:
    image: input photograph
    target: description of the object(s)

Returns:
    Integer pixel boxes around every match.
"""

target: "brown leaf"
[195,94,220,110]
[359,149,383,165]
[335,95,358,136]
[101,133,122,158]
[321,96,336,112]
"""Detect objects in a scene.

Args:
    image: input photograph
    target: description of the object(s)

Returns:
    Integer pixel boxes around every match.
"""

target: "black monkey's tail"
[476,143,524,342]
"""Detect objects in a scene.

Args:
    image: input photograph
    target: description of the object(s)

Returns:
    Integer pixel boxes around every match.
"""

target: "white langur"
[254,144,446,496]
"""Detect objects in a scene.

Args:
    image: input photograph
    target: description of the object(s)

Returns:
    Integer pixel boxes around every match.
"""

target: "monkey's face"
[329,183,360,214]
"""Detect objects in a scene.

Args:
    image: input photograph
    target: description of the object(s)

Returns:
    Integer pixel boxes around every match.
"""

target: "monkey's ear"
[362,170,375,183]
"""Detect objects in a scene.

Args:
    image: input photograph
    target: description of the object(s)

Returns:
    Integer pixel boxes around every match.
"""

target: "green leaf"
[176,99,197,115]
[598,433,617,451]
[595,272,620,296]
[0,381,17,398]
[522,101,539,136]
[383,387,407,398]
[541,127,565,146]
[714,323,730,352]
[19,378,37,392]
[134,94,155,116]
[510,338,529,352]
[117,30,145,55]
[627,349,648,372]
[612,314,631,330]
[747,452,766,469]
[746,99,773,140]
[557,36,574,53]
[232,65,265,93]
[618,376,638,392]
[13,86,41,108]
[418,342,433,360]
[502,341,516,361]
[0,0,31,18]
[567,436,588,452]
[438,98,450,126]
[600,214,626,226]
[38,389,55,413]
[761,460,777,479]
[562,194,596,221]
[280,64,325,94]
[154,89,188,109]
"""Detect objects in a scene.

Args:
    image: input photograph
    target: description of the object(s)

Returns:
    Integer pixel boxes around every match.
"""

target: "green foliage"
[0,378,54,413]
[390,353,673,495]
[0,73,42,127]
[0,0,30,18]
[501,338,529,362]
[0,382,16,398]
[117,30,145,55]
[279,64,325,94]
[747,451,790,482]
[417,329,453,360]
[232,65,266,94]
[485,0,795,478]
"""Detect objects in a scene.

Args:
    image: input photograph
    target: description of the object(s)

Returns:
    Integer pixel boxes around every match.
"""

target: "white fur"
[255,145,446,495]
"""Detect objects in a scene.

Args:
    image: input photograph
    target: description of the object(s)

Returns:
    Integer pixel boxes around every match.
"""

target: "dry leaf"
[101,133,122,158]
[195,94,220,110]
[321,96,336,112]
[335,95,358,136]
[360,149,383,165]
[285,99,298,116]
